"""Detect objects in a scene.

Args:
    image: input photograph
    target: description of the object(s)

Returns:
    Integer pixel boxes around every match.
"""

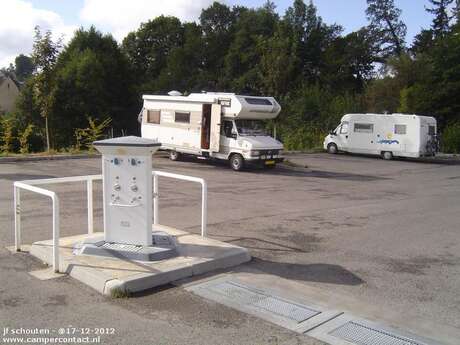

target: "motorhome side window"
[354,123,373,133]
[147,110,160,124]
[244,97,272,105]
[428,125,436,135]
[175,112,190,124]
[394,124,407,135]
[340,122,349,134]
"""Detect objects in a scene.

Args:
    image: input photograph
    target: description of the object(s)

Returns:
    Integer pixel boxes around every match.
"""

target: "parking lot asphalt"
[1,152,459,344]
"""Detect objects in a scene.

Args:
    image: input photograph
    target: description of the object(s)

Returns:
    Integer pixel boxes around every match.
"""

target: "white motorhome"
[323,113,438,160]
[140,92,284,170]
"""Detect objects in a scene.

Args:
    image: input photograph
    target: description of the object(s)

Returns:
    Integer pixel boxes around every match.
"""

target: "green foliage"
[31,26,62,151]
[322,28,376,92]
[257,24,298,97]
[122,16,186,91]
[0,117,15,154]
[426,0,454,38]
[199,2,238,89]
[223,6,278,93]
[110,287,131,299]
[281,126,326,150]
[441,122,460,153]
[14,54,35,82]
[366,0,407,58]
[7,0,460,155]
[51,27,137,147]
[19,124,34,154]
[279,85,364,150]
[75,117,112,152]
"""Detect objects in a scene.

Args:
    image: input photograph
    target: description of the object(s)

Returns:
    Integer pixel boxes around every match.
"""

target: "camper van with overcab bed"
[324,113,438,160]
[140,92,284,171]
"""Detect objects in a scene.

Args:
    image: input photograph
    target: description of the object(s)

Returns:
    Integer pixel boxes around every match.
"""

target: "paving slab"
[184,270,459,345]
[28,267,65,280]
[29,225,250,296]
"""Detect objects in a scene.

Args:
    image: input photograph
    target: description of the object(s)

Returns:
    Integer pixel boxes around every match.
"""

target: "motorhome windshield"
[235,120,267,136]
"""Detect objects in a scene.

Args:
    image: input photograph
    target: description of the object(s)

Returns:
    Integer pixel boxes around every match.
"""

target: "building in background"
[0,72,20,114]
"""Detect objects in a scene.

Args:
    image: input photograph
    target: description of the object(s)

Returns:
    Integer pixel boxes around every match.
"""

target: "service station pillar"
[75,136,177,261]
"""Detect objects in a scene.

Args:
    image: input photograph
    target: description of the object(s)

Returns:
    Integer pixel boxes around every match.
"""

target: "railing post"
[87,179,93,234]
[153,173,159,225]
[52,195,60,273]
[201,181,207,237]
[14,185,21,252]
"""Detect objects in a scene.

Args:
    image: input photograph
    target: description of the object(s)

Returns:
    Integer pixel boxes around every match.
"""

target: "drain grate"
[208,281,266,305]
[101,242,142,252]
[330,321,427,345]
[252,296,319,323]
[206,281,320,323]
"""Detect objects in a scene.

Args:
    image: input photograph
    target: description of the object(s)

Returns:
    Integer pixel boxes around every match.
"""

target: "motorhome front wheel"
[230,154,244,171]
[327,143,338,154]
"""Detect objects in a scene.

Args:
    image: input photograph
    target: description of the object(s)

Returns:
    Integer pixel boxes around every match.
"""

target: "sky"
[0,0,438,69]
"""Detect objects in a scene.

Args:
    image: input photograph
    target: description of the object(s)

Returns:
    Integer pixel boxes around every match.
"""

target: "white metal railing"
[13,171,207,273]
[14,174,101,273]
[152,170,207,237]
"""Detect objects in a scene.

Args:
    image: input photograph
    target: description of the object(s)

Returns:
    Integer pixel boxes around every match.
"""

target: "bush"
[0,117,15,154]
[19,124,34,154]
[75,117,112,152]
[281,125,327,151]
[441,122,460,154]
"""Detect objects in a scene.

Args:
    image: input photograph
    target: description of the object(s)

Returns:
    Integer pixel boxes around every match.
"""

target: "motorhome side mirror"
[329,131,336,136]
[231,133,237,139]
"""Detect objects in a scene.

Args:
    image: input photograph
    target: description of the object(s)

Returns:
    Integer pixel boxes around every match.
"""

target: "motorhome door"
[210,104,221,152]
[336,121,350,150]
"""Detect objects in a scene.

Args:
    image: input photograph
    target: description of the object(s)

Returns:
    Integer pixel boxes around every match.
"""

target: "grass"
[110,287,132,299]
[0,149,98,158]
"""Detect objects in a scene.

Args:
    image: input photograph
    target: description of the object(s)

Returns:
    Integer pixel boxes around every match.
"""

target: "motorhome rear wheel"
[327,143,338,154]
[230,154,244,171]
[382,151,393,160]
[169,150,181,161]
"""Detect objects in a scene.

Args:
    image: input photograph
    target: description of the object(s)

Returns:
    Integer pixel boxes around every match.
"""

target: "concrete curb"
[0,153,100,163]
[29,228,251,296]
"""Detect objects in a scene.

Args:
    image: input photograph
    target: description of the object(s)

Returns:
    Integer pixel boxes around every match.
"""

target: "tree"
[75,117,112,151]
[411,29,435,55]
[322,28,375,93]
[223,6,278,93]
[284,0,307,39]
[31,26,62,151]
[454,0,460,23]
[284,0,342,83]
[14,54,35,82]
[155,23,205,93]
[426,0,454,38]
[199,2,238,89]
[366,0,407,58]
[122,16,184,91]
[257,22,298,97]
[51,27,137,147]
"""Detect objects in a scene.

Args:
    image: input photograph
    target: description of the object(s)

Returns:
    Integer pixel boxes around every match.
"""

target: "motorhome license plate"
[265,160,275,165]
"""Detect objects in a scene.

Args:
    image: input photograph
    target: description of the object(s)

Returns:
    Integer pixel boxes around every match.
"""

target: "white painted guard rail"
[13,171,207,273]
[14,174,102,273]
[152,170,207,237]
